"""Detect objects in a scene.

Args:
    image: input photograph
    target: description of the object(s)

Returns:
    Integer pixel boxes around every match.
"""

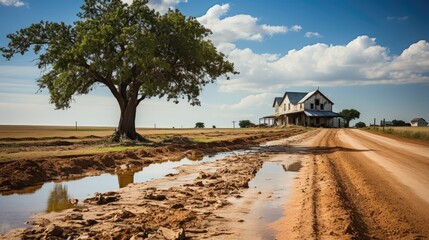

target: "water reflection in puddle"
[237,160,301,239]
[0,151,240,234]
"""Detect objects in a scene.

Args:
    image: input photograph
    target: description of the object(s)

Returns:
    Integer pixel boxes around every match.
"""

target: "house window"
[284,104,286,111]
[310,103,314,109]
[320,104,324,110]
[288,103,290,110]
[300,103,303,109]
[315,99,320,105]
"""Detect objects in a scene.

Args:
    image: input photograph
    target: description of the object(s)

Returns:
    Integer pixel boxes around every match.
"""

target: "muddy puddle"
[0,150,244,234]
[228,158,302,239]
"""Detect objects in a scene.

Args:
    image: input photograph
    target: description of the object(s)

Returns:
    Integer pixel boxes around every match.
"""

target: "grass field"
[0,125,297,162]
[366,126,429,142]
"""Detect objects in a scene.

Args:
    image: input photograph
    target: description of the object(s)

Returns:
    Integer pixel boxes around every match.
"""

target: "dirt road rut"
[276,129,429,239]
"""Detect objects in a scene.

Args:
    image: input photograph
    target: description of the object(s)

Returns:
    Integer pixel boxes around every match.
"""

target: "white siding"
[303,92,332,111]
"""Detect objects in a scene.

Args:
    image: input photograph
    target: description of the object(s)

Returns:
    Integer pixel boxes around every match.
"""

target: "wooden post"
[374,118,376,129]
[75,121,77,131]
[383,118,385,132]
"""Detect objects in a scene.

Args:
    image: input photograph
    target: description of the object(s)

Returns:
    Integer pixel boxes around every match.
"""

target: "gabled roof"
[272,97,283,107]
[298,89,334,104]
[304,110,339,117]
[411,118,427,123]
[277,92,307,106]
[286,92,308,105]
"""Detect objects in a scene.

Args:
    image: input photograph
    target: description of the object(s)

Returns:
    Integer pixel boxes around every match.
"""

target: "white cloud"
[218,36,429,92]
[290,25,302,32]
[0,0,25,7]
[305,31,322,38]
[222,93,275,110]
[197,4,298,46]
[121,0,186,14]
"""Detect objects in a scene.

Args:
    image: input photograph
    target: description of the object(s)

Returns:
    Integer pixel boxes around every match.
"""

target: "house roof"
[286,92,308,104]
[304,110,339,117]
[272,97,283,107]
[273,89,335,108]
[298,89,334,104]
[411,118,427,123]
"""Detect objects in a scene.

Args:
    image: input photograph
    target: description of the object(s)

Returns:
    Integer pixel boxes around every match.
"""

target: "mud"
[0,129,304,193]
[274,129,429,239]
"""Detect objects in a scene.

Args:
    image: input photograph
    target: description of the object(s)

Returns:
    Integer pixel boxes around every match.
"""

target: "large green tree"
[339,109,360,128]
[1,0,236,141]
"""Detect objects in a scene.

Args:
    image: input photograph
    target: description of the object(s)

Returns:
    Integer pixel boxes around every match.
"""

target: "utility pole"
[75,121,77,131]
[373,118,376,129]
[232,121,236,129]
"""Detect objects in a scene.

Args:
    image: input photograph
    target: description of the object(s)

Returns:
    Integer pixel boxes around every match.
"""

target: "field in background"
[366,126,429,142]
[0,125,298,162]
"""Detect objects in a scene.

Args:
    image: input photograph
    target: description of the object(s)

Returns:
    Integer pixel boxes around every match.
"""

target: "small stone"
[63,213,83,221]
[194,181,204,187]
[171,203,184,209]
[157,227,185,240]
[45,225,63,237]
[69,198,79,205]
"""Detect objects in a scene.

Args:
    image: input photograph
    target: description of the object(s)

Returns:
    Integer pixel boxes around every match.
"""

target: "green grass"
[190,137,216,143]
[94,145,151,153]
[0,156,13,162]
[366,127,429,142]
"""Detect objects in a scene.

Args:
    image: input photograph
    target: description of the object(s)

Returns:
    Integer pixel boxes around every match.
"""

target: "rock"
[194,181,204,187]
[85,219,98,226]
[69,198,79,205]
[45,225,63,237]
[157,227,185,240]
[186,228,208,233]
[84,192,119,205]
[171,203,184,209]
[144,193,167,201]
[27,218,50,227]
[63,213,83,221]
[117,210,136,219]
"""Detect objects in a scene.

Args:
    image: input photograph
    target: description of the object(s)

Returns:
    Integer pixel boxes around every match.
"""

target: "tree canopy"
[239,120,254,128]
[1,0,236,140]
[339,109,360,128]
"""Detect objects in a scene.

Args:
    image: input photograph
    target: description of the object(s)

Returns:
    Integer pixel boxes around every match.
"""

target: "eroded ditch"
[0,150,253,234]
[0,132,313,239]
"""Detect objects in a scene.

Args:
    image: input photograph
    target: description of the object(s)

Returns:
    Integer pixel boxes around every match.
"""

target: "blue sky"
[1,0,428,128]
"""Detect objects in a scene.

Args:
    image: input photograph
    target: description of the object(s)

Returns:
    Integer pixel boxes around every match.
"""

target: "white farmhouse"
[271,89,339,127]
[410,118,428,127]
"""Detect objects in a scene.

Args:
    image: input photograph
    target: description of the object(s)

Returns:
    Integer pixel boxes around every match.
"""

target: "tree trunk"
[113,101,145,142]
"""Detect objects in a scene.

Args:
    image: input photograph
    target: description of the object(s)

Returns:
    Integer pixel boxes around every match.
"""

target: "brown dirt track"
[275,129,429,239]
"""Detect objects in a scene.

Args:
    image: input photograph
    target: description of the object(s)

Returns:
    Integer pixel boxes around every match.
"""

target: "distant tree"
[212,125,216,128]
[239,120,254,128]
[195,122,205,128]
[405,123,411,126]
[1,0,236,141]
[392,119,407,126]
[355,122,366,128]
[339,109,360,128]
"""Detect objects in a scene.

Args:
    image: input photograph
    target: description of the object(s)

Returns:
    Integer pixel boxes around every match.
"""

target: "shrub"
[355,122,366,128]
[195,122,205,128]
[239,120,254,128]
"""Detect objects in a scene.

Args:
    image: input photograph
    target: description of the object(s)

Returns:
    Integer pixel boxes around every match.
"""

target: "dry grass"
[366,126,429,142]
[0,125,298,161]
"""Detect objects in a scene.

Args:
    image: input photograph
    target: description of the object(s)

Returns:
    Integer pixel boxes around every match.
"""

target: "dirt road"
[276,129,429,239]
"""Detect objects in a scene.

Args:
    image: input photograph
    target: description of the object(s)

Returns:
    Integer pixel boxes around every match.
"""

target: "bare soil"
[0,127,305,192]
[274,129,429,239]
[2,128,429,239]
